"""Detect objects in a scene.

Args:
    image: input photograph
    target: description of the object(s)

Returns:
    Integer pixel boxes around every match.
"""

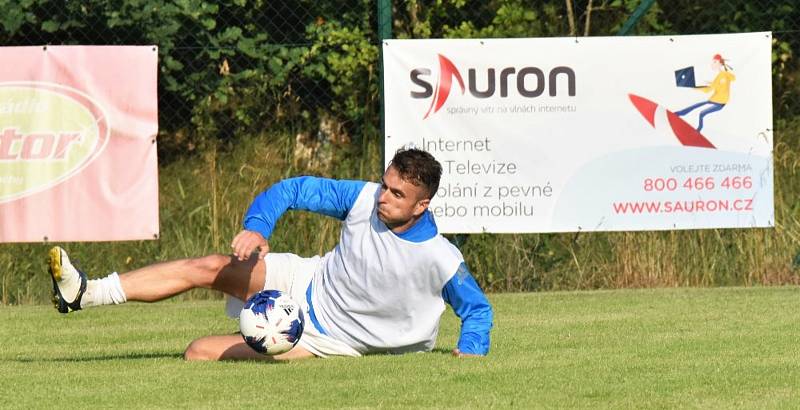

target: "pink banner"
[0,46,159,242]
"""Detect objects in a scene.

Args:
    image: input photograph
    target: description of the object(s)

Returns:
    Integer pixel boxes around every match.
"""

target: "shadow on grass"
[430,347,456,355]
[9,346,461,363]
[360,347,454,357]
[8,352,183,363]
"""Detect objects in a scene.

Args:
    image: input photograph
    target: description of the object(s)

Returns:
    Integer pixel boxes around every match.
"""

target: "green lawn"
[2,287,799,409]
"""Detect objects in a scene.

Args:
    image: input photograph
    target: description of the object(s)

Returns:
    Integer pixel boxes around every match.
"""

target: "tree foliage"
[0,0,797,158]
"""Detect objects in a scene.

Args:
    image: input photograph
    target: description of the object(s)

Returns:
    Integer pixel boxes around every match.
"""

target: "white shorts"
[225,252,360,358]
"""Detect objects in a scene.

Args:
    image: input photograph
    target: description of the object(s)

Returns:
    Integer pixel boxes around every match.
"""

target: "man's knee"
[186,254,231,287]
[184,335,272,362]
[184,338,216,361]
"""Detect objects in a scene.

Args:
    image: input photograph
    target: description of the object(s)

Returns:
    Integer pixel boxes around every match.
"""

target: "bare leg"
[184,334,316,361]
[117,254,316,361]
[120,254,266,302]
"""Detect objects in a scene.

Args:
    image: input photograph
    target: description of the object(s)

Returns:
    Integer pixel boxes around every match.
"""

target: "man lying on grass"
[48,148,493,361]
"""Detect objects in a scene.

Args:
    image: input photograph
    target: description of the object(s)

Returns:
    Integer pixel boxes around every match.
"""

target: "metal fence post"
[376,0,392,170]
[617,0,657,36]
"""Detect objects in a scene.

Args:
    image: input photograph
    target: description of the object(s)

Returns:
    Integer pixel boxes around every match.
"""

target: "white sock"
[80,272,128,308]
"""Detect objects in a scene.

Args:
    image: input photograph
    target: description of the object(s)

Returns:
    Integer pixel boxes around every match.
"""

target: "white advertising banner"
[382,32,774,233]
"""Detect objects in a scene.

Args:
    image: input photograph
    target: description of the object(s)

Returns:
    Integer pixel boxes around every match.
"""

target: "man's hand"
[231,230,270,261]
[451,349,483,358]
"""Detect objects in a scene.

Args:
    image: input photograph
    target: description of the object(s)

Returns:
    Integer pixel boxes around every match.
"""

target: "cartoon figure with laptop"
[673,54,735,132]
[628,53,735,149]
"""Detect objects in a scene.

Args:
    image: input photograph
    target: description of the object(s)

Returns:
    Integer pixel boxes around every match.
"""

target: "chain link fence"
[0,1,798,301]
[0,0,797,157]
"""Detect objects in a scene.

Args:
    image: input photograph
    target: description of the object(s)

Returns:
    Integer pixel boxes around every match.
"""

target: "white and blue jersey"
[244,176,493,355]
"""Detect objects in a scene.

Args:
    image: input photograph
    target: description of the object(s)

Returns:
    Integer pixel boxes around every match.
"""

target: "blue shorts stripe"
[306,282,328,335]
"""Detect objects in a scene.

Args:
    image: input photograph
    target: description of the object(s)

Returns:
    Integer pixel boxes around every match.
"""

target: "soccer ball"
[239,290,305,355]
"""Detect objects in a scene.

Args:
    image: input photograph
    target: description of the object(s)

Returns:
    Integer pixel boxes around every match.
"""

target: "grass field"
[2,287,799,409]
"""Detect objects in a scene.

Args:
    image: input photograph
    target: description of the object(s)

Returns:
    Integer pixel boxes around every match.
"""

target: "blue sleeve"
[243,177,367,239]
[442,262,493,356]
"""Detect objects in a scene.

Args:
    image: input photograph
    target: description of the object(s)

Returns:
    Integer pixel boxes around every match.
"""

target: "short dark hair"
[389,148,441,199]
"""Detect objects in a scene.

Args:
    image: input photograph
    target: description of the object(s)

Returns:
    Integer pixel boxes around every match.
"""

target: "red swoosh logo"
[424,54,465,119]
[629,93,716,149]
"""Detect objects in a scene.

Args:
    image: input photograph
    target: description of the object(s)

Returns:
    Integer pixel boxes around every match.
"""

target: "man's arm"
[232,177,366,260]
[442,262,493,357]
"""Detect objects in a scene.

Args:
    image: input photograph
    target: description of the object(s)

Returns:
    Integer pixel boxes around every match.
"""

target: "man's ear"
[414,198,431,216]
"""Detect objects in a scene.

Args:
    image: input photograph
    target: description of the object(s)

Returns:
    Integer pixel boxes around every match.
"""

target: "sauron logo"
[412,55,465,119]
[409,54,577,119]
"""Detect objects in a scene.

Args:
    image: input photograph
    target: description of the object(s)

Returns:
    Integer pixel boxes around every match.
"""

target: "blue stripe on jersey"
[243,177,366,239]
[441,263,493,355]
